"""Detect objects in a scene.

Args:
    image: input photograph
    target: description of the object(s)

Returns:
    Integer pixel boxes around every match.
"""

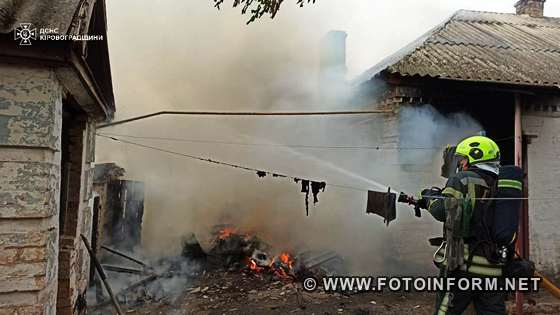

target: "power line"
[96,133,439,150]
[96,133,516,151]
[97,134,364,191]
[98,134,560,201]
[97,109,393,129]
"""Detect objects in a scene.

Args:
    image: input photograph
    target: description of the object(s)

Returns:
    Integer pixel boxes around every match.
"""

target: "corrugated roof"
[356,10,560,88]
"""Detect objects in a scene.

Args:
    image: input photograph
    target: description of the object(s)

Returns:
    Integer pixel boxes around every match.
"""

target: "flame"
[250,260,264,272]
[244,257,265,272]
[271,252,294,278]
[278,252,294,269]
[216,227,295,279]
[217,227,237,240]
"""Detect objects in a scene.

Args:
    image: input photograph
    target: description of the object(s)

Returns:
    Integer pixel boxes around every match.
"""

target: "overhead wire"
[97,134,365,192]
[96,133,515,151]
[97,109,393,129]
[98,134,560,201]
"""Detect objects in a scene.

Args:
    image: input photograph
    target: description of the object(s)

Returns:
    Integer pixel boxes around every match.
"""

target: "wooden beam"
[0,34,69,66]
[55,50,112,120]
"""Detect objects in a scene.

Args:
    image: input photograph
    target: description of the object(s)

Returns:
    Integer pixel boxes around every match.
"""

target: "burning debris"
[194,225,345,280]
[88,224,345,314]
[202,225,298,279]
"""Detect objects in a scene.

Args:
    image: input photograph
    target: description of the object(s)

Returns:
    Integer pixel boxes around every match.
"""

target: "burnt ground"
[94,270,560,315]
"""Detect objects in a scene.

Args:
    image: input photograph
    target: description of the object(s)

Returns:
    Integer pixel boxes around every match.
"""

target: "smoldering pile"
[183,224,346,280]
[89,225,345,313]
[88,245,203,313]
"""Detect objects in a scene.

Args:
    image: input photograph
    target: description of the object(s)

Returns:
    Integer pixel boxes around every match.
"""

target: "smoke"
[399,105,483,167]
[96,1,485,277]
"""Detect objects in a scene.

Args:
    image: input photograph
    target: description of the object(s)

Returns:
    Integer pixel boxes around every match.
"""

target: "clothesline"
[96,133,515,151]
[97,134,560,202]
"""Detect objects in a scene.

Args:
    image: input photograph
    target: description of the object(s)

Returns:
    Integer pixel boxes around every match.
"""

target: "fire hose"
[396,194,560,300]
[535,271,560,300]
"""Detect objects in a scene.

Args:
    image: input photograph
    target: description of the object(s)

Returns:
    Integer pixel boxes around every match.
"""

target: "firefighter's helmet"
[455,136,500,165]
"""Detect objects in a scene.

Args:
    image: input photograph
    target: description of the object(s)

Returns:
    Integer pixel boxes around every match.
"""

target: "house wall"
[92,182,109,259]
[0,62,99,314]
[361,86,443,276]
[56,118,96,315]
[368,84,560,279]
[522,99,560,278]
[0,64,62,314]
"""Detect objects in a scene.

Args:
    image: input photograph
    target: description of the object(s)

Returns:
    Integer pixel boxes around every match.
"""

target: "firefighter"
[418,135,518,315]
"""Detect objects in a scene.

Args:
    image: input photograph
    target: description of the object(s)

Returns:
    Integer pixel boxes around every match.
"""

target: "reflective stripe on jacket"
[434,244,504,277]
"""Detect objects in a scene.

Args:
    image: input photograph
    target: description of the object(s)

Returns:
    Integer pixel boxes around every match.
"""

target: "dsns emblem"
[14,23,37,45]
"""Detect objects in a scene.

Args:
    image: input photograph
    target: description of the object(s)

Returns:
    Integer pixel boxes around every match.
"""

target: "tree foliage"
[213,0,317,24]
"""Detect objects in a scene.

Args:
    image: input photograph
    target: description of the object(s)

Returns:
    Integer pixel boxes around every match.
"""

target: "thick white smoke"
[96,1,486,276]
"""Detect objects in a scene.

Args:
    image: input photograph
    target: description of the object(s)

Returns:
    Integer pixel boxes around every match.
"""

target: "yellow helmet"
[455,136,500,165]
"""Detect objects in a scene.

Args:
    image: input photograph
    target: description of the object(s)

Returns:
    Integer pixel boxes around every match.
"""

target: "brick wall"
[363,87,443,276]
[523,99,560,278]
[0,64,62,314]
[515,0,545,17]
[0,63,99,315]
[57,119,96,315]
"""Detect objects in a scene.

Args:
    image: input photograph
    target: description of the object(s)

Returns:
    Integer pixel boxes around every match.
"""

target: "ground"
[92,269,560,315]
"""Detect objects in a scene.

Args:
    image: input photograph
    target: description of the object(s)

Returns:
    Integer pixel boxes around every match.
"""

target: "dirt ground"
[93,270,560,315]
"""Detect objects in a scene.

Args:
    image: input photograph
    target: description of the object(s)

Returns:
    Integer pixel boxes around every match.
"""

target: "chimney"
[319,31,347,84]
[515,0,545,17]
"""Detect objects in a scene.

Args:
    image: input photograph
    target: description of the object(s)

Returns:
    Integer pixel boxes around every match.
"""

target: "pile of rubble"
[202,225,345,280]
[87,225,345,314]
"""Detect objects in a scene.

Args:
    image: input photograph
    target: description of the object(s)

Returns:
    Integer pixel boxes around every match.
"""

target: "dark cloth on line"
[310,181,326,203]
[295,179,327,216]
[366,189,397,225]
[301,180,310,216]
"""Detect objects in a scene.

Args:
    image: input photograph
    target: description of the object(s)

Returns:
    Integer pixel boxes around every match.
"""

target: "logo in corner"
[14,23,37,45]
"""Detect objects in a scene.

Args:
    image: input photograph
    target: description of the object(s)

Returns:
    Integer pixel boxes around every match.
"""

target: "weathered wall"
[523,99,560,278]
[374,87,560,279]
[92,183,108,258]
[0,64,62,314]
[362,86,443,276]
[57,120,96,315]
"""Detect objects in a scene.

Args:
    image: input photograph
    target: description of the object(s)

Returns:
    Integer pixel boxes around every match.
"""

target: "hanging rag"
[366,188,397,226]
[301,180,310,215]
[310,181,326,204]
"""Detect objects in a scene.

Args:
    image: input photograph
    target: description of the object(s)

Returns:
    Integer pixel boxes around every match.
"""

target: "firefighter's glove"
[417,187,442,210]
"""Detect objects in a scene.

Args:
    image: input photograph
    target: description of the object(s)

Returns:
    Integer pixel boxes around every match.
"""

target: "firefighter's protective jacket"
[426,167,517,276]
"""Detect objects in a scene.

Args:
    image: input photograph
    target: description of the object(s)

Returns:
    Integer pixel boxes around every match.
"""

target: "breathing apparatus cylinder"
[493,165,523,247]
